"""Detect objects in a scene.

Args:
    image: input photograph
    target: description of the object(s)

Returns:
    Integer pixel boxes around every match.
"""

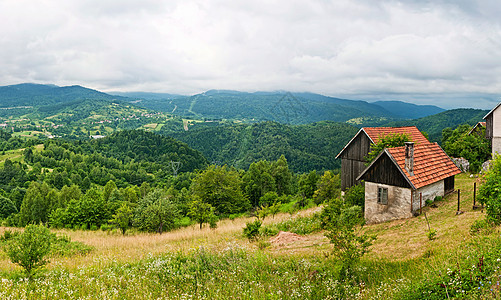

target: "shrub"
[427,229,437,240]
[324,205,376,279]
[5,225,53,278]
[478,155,501,224]
[243,219,262,240]
[344,184,365,208]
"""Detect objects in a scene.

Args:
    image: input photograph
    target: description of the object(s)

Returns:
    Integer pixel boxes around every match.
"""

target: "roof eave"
[335,128,374,159]
[356,148,417,190]
[484,102,501,119]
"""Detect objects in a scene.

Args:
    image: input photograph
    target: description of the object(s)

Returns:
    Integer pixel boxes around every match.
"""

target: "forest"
[0,129,343,235]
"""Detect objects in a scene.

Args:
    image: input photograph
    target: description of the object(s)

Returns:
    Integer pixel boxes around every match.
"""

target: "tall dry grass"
[0,206,320,272]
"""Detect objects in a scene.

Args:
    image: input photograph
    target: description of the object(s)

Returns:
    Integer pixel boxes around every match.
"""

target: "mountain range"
[115,89,446,123]
[0,83,489,172]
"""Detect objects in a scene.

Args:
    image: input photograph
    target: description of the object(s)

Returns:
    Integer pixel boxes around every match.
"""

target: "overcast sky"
[1,0,500,109]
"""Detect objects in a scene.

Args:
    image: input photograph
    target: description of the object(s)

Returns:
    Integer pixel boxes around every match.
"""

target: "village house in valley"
[357,142,461,224]
[336,126,430,191]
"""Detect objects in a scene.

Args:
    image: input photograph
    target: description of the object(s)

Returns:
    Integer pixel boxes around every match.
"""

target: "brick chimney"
[405,142,414,176]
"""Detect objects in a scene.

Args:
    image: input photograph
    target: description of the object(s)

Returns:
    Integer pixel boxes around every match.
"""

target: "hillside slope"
[373,100,445,119]
[166,121,358,173]
[384,108,488,142]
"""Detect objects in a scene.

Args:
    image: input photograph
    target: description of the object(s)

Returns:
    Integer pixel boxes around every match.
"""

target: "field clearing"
[0,173,498,299]
[0,207,320,273]
[0,149,25,165]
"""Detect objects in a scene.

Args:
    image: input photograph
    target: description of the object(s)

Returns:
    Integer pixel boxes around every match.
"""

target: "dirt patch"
[269,231,306,246]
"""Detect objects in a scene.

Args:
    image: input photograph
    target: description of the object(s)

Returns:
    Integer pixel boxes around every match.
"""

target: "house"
[357,142,461,224]
[336,126,430,191]
[484,103,501,156]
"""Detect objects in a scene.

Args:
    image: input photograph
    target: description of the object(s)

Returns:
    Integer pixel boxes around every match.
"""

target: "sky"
[1,0,500,109]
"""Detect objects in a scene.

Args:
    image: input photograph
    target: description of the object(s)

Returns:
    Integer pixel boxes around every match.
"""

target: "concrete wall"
[493,137,501,157]
[493,108,501,156]
[364,181,412,224]
[412,180,444,213]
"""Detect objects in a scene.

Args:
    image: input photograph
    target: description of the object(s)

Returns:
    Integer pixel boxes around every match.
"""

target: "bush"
[324,204,376,279]
[478,155,501,224]
[427,229,437,240]
[344,184,365,208]
[5,225,53,278]
[243,219,262,240]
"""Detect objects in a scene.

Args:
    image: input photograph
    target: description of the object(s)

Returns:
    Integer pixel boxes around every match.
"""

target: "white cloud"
[0,0,500,108]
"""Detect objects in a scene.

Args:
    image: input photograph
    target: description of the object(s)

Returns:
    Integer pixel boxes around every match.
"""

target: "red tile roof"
[335,126,431,159]
[363,126,430,145]
[386,143,461,189]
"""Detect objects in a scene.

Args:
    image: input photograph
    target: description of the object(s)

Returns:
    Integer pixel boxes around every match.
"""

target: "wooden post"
[419,193,422,215]
[457,189,461,213]
[473,182,477,209]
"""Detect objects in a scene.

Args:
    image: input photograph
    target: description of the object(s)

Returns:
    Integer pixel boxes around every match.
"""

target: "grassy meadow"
[0,173,500,299]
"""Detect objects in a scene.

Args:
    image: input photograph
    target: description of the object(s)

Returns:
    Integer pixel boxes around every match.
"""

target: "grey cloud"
[0,0,500,108]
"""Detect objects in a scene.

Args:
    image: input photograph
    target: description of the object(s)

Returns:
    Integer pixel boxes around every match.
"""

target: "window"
[378,187,388,205]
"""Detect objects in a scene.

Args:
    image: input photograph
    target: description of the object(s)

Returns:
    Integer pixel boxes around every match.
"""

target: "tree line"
[0,129,348,235]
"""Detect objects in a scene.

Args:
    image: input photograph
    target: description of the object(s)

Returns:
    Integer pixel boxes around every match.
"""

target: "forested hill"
[166,121,359,173]
[125,90,445,125]
[373,101,445,119]
[18,130,208,191]
[383,108,488,143]
[0,83,128,107]
[88,130,207,172]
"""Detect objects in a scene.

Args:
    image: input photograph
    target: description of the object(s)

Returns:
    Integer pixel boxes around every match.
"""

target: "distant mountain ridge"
[121,89,445,124]
[373,101,445,119]
[0,83,128,108]
[0,84,445,124]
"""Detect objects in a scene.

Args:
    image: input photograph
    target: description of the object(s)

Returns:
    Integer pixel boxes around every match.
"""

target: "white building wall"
[364,182,412,224]
[493,137,501,157]
[492,108,501,156]
[412,180,444,213]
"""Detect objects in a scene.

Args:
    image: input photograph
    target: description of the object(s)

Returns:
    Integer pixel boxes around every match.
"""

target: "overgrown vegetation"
[479,154,501,224]
[365,133,410,164]
[442,124,491,173]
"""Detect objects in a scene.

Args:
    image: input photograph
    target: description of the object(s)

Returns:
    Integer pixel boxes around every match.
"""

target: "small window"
[378,187,388,205]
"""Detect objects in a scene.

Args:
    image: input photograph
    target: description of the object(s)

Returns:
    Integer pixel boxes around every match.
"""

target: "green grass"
[0,173,498,299]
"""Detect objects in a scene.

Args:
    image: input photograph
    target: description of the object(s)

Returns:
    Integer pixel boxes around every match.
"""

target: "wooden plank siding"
[486,114,493,139]
[341,159,367,190]
[444,175,455,194]
[340,132,372,190]
[358,153,411,189]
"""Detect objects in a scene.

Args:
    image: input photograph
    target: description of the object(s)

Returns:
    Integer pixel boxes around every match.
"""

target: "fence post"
[473,182,477,209]
[457,189,461,213]
[420,193,422,215]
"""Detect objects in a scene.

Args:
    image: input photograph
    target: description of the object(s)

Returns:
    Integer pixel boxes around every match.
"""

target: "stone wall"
[412,180,444,213]
[364,181,412,224]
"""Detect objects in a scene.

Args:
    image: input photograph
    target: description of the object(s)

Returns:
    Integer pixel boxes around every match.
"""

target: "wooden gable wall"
[358,153,411,189]
[340,132,372,191]
[486,114,493,139]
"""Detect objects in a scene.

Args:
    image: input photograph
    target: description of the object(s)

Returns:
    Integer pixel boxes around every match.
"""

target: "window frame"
[377,187,388,205]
